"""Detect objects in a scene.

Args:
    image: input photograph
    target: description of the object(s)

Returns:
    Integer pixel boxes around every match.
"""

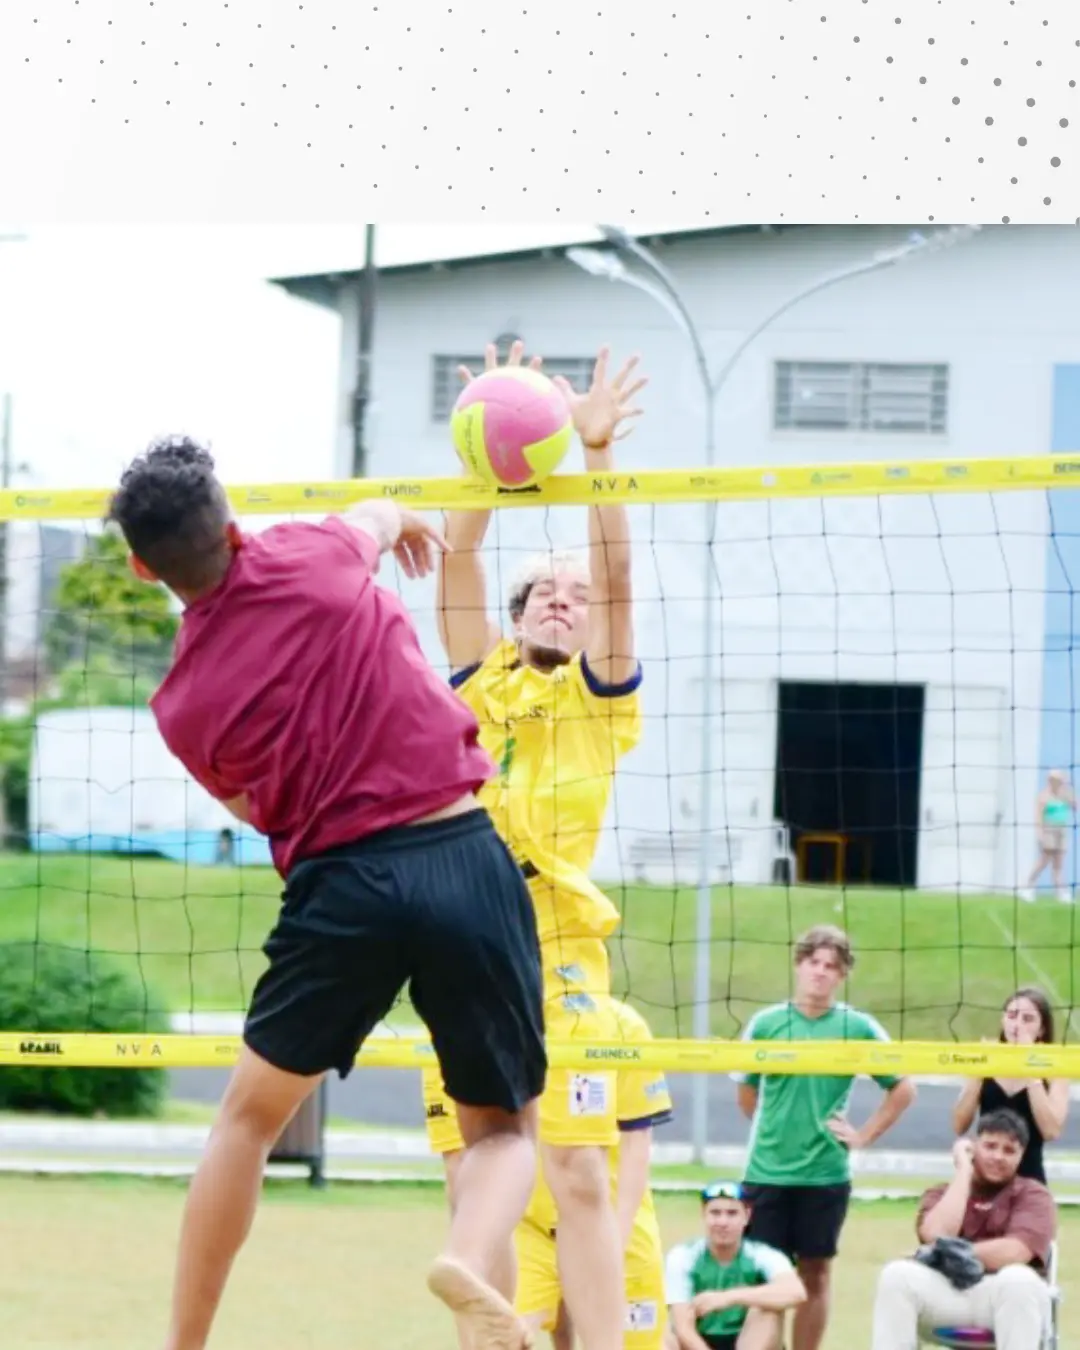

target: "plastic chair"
[925,1242,1060,1350]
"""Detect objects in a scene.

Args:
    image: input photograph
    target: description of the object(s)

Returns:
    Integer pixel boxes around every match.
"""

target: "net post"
[269,1076,328,1188]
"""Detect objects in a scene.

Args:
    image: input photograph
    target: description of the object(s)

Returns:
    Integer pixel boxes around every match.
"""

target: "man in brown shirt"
[870,1108,1056,1350]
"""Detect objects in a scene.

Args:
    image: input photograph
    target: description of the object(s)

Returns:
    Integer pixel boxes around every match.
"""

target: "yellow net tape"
[1,1034,1077,1076]
[4,452,1080,521]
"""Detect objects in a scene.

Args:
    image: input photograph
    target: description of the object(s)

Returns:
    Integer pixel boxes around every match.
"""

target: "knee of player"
[875,1258,918,1296]
[542,1143,611,1209]
[795,1256,832,1295]
[742,1307,784,1348]
[991,1264,1049,1299]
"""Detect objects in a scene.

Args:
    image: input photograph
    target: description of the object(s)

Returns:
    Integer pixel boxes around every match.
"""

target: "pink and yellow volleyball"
[451,367,573,489]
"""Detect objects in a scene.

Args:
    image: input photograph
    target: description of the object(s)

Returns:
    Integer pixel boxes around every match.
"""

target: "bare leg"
[1026,848,1051,888]
[792,1258,832,1350]
[428,1100,540,1350]
[443,1147,521,1350]
[550,1300,574,1350]
[161,1048,321,1350]
[1051,852,1070,900]
[736,1307,785,1350]
[546,1143,624,1350]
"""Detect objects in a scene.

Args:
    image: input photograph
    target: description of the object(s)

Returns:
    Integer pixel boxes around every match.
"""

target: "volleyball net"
[2,453,1079,1078]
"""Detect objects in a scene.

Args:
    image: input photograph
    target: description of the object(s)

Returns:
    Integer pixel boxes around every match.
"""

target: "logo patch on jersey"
[644,1078,669,1098]
[554,964,586,984]
[569,1073,610,1117]
[561,993,597,1014]
[626,1300,659,1332]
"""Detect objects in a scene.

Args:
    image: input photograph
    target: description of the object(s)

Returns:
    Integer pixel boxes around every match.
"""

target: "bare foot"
[428,1256,533,1350]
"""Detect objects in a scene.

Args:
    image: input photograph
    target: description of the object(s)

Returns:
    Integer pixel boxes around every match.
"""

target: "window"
[774,361,949,434]
[431,354,595,422]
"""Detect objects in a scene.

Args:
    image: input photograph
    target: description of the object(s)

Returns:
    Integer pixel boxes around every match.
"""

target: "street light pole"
[569,224,981,1163]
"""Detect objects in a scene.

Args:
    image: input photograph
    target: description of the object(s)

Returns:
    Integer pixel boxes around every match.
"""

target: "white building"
[269,224,1080,896]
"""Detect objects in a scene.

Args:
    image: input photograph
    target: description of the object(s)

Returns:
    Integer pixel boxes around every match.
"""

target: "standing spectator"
[952,985,1069,1184]
[734,925,917,1350]
[1022,768,1075,902]
[664,1182,805,1350]
[870,1109,1056,1350]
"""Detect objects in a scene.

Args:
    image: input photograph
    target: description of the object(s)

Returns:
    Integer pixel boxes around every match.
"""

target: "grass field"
[0,1176,1075,1350]
[1,853,1078,1039]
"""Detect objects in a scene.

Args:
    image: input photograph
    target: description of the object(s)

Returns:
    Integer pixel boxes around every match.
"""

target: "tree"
[44,531,178,679]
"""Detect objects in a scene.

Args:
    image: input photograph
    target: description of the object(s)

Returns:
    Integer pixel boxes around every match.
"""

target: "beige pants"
[871,1259,1050,1350]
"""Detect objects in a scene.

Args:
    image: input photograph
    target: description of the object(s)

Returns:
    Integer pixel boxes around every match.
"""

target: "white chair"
[925,1241,1060,1350]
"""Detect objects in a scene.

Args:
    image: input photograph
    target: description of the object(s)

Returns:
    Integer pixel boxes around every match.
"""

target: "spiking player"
[107,438,546,1350]
[423,340,647,1350]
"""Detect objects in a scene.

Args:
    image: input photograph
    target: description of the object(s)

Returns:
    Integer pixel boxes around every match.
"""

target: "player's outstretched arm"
[437,340,538,670]
[553,347,646,687]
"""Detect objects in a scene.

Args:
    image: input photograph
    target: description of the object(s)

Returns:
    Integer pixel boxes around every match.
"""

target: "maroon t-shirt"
[150,516,494,876]
[917,1175,1057,1270]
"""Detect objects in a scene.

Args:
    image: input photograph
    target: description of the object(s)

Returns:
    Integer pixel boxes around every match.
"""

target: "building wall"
[312,225,1080,891]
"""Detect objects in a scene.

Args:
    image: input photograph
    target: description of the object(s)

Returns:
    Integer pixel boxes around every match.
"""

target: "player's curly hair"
[106,435,233,592]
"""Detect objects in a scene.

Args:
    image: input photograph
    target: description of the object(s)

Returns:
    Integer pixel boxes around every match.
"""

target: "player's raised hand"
[456,338,544,386]
[394,508,450,579]
[553,346,647,451]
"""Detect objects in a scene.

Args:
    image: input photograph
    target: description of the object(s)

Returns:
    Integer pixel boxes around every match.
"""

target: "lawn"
[1,853,1078,1040]
[0,1176,1075,1350]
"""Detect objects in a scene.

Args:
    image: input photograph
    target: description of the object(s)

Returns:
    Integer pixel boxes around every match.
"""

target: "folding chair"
[925,1241,1060,1350]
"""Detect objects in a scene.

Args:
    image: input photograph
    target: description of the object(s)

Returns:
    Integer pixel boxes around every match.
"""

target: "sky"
[0,222,710,492]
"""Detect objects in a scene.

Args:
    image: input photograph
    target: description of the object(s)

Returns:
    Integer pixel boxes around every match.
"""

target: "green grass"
[0,1176,1076,1349]
[1,853,1078,1039]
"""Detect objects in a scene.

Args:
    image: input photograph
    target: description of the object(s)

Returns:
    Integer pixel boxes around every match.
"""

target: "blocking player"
[423,340,647,1350]
[733,925,917,1350]
[107,437,546,1350]
[518,999,675,1350]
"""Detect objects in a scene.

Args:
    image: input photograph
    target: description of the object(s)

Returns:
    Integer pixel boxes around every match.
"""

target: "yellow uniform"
[423,639,643,1152]
[514,1001,672,1349]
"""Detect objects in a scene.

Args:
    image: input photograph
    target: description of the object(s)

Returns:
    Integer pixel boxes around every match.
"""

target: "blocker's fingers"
[457,364,476,385]
[612,355,640,391]
[592,345,611,389]
[529,354,544,371]
[483,343,498,371]
[507,339,526,367]
[551,375,577,405]
[620,376,649,403]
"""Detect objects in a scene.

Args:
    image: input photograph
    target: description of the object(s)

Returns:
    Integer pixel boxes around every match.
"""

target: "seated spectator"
[664,1181,806,1350]
[870,1109,1056,1350]
[952,985,1069,1184]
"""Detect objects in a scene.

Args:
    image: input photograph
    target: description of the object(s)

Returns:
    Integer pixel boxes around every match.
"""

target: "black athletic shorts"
[741,1181,852,1261]
[244,809,547,1113]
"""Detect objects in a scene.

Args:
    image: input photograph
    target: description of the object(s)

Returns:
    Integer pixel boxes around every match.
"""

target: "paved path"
[166,1065,1080,1154]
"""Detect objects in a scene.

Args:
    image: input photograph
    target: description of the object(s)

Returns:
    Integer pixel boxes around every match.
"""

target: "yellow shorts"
[514,1206,666,1348]
[422,993,621,1155]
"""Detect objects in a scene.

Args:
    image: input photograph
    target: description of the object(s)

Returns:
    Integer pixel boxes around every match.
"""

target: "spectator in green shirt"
[733,924,917,1350]
[664,1181,806,1350]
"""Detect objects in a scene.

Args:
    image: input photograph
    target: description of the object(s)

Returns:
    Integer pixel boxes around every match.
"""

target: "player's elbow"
[780,1275,808,1307]
[892,1078,917,1111]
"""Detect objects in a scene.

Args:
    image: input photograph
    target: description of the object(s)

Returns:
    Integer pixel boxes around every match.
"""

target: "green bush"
[0,944,170,1118]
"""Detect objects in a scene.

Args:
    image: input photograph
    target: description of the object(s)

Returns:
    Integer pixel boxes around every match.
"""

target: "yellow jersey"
[453,640,642,983]
[524,1000,673,1236]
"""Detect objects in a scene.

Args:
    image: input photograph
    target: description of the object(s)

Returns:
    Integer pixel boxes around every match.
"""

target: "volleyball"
[451,367,573,489]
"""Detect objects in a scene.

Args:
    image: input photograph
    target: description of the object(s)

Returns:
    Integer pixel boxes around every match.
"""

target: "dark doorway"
[773,681,925,888]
